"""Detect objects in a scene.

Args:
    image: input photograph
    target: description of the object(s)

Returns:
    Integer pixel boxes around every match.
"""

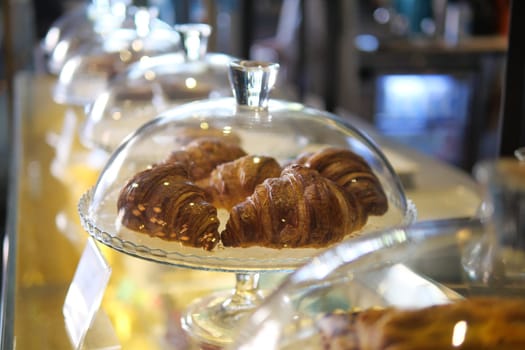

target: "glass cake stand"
[78,60,416,347]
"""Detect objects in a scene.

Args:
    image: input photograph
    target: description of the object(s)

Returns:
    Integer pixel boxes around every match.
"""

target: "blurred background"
[0,0,512,230]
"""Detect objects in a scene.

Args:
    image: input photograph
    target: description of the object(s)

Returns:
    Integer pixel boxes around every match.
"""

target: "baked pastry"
[221,164,366,248]
[296,147,388,215]
[166,137,247,180]
[117,140,388,250]
[114,84,154,101]
[160,79,213,101]
[117,162,220,250]
[85,52,129,79]
[200,155,282,211]
[317,297,525,350]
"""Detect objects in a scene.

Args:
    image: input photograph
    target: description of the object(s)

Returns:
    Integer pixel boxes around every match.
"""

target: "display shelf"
[1,72,482,349]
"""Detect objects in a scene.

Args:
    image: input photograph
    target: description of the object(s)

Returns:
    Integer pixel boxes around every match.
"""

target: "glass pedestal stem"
[221,272,263,312]
[181,272,265,347]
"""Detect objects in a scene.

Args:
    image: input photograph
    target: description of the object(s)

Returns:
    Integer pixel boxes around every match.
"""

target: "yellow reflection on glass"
[113,308,133,340]
[452,320,467,347]
[112,111,122,121]
[131,39,144,52]
[144,70,156,81]
[200,122,209,130]
[457,228,473,244]
[120,49,132,62]
[223,126,232,135]
[185,77,197,89]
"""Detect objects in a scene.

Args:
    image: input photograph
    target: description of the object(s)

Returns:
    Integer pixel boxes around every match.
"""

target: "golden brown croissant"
[296,147,388,216]
[117,162,220,250]
[318,297,525,350]
[166,137,247,180]
[199,155,282,211]
[221,164,366,248]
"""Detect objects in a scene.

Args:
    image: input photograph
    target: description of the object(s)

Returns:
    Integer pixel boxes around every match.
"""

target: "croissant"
[296,147,388,215]
[166,137,247,180]
[117,162,220,250]
[200,155,282,211]
[221,164,366,248]
[318,297,525,350]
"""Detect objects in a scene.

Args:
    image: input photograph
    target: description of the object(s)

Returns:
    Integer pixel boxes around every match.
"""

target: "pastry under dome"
[79,60,415,271]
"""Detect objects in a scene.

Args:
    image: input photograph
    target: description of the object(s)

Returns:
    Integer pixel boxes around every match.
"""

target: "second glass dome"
[79,60,415,272]
[81,23,234,152]
[52,6,181,106]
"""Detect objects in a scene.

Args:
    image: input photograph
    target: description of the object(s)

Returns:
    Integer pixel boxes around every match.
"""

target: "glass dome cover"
[230,218,502,350]
[81,23,234,152]
[52,5,181,106]
[42,0,132,64]
[78,60,415,272]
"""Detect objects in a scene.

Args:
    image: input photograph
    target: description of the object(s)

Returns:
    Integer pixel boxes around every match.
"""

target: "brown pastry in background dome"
[173,126,242,146]
[117,162,220,250]
[160,79,213,101]
[221,164,367,248]
[86,52,137,79]
[317,297,525,350]
[200,155,282,211]
[296,147,388,216]
[166,137,247,180]
[113,83,154,101]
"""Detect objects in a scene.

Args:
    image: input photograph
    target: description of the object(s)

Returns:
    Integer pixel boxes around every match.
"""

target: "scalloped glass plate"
[79,189,416,272]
